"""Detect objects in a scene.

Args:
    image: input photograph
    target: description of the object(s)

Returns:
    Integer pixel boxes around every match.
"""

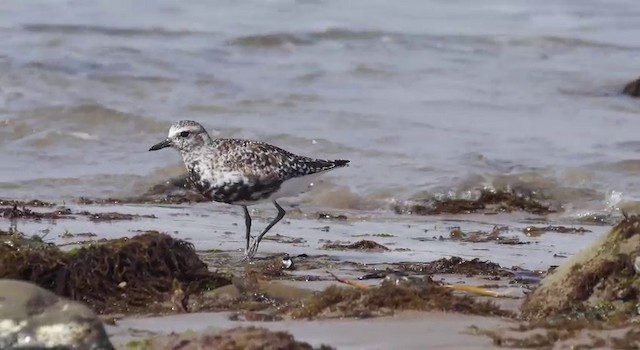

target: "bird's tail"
[304,158,350,174]
[332,159,350,167]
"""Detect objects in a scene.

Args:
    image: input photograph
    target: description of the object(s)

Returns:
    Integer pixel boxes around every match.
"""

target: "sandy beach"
[2,0,640,348]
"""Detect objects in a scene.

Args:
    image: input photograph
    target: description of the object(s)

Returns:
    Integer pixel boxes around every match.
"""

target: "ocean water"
[1,0,640,217]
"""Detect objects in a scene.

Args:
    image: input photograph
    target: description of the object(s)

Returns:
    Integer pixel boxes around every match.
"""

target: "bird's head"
[149,120,211,153]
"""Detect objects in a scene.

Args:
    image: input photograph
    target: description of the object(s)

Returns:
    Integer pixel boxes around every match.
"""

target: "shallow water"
[2,0,640,216]
[9,203,606,272]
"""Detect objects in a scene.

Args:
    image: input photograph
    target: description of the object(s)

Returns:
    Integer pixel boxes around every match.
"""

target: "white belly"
[234,173,322,206]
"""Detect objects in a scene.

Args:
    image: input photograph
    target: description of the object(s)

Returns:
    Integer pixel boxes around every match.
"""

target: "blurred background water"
[1,0,640,216]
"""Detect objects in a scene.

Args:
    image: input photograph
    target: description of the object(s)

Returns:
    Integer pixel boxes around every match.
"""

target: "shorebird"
[149,120,350,261]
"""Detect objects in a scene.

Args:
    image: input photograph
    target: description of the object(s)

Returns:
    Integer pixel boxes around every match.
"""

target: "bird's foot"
[241,238,260,262]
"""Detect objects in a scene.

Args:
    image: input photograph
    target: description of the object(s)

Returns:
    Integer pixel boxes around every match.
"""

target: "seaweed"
[393,189,554,215]
[125,326,335,350]
[322,240,389,252]
[395,257,515,277]
[286,276,513,320]
[0,231,232,314]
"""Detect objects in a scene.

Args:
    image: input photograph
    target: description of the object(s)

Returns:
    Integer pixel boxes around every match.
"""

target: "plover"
[149,120,350,261]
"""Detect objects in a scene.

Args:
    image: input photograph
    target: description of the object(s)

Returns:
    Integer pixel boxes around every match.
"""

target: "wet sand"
[2,199,614,349]
[14,201,607,271]
[107,311,510,350]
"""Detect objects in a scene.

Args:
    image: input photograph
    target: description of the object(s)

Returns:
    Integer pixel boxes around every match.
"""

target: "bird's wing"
[216,138,347,185]
[217,139,307,184]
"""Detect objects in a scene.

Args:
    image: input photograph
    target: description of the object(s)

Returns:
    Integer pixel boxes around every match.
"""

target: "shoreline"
[0,197,626,349]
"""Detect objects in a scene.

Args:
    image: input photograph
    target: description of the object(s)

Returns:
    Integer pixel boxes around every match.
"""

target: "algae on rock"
[520,216,640,322]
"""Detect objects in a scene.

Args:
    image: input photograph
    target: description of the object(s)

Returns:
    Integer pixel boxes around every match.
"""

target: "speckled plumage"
[185,138,349,205]
[149,120,350,260]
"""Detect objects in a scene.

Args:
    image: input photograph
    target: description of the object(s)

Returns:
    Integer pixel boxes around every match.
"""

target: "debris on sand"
[434,226,526,245]
[0,204,74,220]
[0,231,232,315]
[0,199,55,207]
[322,240,389,252]
[286,276,512,320]
[393,189,554,215]
[1,229,57,251]
[397,257,515,278]
[522,225,591,237]
[76,211,157,222]
[78,194,208,205]
[0,199,157,222]
[316,212,348,221]
[189,266,315,314]
[520,216,640,324]
[78,175,209,205]
[262,233,306,244]
[228,311,284,322]
[125,326,335,350]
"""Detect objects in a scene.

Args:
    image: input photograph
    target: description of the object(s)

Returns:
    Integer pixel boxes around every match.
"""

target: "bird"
[148,120,350,261]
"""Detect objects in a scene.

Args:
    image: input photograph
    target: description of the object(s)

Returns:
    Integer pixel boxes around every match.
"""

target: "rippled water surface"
[2,0,640,215]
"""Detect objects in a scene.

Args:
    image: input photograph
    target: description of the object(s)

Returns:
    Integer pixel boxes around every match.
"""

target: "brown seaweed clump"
[439,227,526,245]
[126,326,335,350]
[287,276,512,320]
[0,199,55,207]
[0,204,73,220]
[393,189,554,215]
[0,231,231,314]
[397,257,514,278]
[520,215,640,323]
[322,240,389,252]
[522,225,591,237]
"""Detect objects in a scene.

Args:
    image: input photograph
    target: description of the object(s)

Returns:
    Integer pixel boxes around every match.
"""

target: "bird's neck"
[181,148,202,165]
[180,142,216,170]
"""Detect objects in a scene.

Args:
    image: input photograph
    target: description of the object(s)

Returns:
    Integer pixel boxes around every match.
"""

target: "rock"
[520,216,640,321]
[0,279,114,349]
[622,77,640,97]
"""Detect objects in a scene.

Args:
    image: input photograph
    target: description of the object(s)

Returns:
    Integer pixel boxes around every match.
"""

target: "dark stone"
[623,77,640,97]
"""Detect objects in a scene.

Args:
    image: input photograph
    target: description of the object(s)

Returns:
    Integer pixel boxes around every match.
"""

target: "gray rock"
[0,279,114,350]
[623,77,640,97]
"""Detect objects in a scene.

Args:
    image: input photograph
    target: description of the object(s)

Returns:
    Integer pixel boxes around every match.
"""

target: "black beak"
[149,139,172,151]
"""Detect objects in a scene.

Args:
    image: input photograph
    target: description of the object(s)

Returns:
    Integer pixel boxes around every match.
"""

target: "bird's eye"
[179,131,190,137]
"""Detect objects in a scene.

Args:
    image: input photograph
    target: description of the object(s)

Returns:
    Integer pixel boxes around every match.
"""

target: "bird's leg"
[245,200,286,260]
[242,205,252,253]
